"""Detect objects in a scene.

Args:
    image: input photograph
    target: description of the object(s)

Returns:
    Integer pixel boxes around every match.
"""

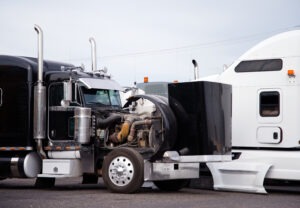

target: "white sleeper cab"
[203,30,300,193]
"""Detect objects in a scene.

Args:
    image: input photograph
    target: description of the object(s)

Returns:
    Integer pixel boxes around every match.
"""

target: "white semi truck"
[200,30,300,193]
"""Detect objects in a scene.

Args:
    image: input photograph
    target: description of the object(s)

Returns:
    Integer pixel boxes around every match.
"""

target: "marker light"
[288,69,295,77]
[144,77,149,83]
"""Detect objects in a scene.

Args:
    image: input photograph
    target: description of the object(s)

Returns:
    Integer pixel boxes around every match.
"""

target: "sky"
[1,0,300,86]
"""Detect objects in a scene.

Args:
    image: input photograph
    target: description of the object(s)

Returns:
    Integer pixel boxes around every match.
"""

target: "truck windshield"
[81,87,122,108]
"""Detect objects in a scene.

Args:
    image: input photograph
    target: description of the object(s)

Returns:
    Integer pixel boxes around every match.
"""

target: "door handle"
[273,132,278,140]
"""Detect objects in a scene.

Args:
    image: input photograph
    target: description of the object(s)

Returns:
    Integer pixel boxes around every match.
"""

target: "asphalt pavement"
[0,177,299,208]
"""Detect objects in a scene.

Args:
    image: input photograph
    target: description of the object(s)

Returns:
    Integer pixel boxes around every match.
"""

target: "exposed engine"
[92,97,164,151]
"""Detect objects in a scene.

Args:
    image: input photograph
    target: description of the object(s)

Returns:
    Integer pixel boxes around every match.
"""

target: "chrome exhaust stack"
[33,24,46,158]
[89,37,97,72]
[192,59,199,80]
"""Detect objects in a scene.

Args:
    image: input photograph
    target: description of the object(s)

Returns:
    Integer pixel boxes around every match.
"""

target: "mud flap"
[207,161,272,194]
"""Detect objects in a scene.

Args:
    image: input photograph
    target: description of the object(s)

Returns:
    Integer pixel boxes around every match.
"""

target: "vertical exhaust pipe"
[35,25,44,83]
[89,37,97,72]
[33,24,46,158]
[192,59,199,80]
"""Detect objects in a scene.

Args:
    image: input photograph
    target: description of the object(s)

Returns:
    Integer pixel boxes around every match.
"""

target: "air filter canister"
[74,107,91,144]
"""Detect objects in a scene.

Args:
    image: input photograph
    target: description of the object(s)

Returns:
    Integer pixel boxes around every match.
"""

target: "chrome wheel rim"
[108,156,134,186]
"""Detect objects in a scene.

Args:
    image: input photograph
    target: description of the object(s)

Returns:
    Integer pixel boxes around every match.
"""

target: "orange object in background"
[144,76,149,83]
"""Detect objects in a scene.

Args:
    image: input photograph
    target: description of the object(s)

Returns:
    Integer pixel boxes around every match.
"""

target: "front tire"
[102,148,144,193]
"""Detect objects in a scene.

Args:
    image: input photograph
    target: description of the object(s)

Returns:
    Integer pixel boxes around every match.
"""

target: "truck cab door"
[48,82,81,141]
[256,89,282,144]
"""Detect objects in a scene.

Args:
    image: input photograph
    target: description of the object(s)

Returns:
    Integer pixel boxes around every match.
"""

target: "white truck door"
[257,89,282,144]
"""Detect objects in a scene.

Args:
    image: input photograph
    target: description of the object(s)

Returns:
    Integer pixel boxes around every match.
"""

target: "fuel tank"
[0,152,42,178]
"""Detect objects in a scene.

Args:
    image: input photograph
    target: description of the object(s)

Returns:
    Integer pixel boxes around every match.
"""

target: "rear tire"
[102,148,144,193]
[154,179,190,191]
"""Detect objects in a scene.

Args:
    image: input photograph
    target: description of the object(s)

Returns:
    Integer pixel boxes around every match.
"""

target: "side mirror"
[64,81,72,101]
[61,81,72,106]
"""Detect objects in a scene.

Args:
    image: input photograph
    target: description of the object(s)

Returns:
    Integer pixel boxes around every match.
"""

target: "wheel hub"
[116,166,124,175]
[108,156,134,186]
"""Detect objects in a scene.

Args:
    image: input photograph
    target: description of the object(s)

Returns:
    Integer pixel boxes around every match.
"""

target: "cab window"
[49,82,82,106]
[260,91,280,117]
[81,87,122,108]
[235,59,282,73]
[49,83,64,106]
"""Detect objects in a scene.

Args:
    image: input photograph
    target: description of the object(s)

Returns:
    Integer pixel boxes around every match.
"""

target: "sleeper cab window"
[235,59,282,72]
[260,91,280,117]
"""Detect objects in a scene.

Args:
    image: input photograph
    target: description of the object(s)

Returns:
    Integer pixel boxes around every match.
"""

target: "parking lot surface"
[0,178,300,208]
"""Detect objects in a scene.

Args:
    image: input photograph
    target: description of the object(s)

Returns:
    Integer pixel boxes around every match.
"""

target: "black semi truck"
[0,25,232,193]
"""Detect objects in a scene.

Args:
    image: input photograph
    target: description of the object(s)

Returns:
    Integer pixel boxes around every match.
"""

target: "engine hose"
[127,119,152,142]
[118,115,140,142]
[116,121,131,142]
[109,115,138,143]
[96,114,122,128]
